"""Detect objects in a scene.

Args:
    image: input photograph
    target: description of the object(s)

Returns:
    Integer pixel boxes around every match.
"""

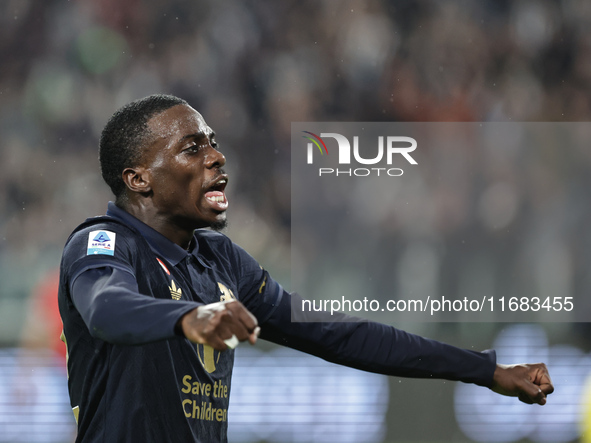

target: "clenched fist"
[179,300,260,351]
[491,362,554,405]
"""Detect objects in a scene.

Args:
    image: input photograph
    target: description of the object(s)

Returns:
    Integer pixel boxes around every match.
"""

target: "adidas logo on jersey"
[169,280,182,300]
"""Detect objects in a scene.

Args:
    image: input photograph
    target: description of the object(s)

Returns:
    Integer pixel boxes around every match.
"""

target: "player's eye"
[184,142,205,153]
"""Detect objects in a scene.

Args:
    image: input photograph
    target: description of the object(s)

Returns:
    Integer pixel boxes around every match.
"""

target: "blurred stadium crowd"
[1,0,591,441]
[3,0,591,340]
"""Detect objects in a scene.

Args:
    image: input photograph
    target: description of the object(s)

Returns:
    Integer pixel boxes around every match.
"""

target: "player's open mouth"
[204,177,228,211]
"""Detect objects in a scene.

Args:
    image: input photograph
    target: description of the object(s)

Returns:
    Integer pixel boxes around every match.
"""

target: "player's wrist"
[174,315,186,337]
[176,307,199,337]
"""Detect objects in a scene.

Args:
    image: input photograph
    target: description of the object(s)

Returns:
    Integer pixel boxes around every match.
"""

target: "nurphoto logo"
[302,131,417,177]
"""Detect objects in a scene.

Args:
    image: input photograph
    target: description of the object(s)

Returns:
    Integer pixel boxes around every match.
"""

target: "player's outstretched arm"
[491,363,554,405]
[180,300,260,351]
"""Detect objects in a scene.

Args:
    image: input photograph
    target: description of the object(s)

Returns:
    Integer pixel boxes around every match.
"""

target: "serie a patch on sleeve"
[87,230,117,256]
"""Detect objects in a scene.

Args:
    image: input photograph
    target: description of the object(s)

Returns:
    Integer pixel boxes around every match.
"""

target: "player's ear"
[122,166,152,194]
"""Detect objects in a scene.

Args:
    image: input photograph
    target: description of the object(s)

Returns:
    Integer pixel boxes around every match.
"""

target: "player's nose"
[204,145,226,169]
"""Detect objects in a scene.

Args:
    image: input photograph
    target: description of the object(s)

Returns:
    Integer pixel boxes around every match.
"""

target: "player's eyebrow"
[179,131,215,144]
[179,132,207,143]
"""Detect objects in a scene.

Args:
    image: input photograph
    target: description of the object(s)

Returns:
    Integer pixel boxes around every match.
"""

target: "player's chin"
[208,212,228,232]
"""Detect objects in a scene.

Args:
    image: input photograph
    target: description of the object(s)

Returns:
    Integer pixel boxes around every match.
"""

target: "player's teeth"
[206,196,225,202]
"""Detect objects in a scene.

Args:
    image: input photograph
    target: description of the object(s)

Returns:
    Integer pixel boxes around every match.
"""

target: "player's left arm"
[226,240,555,403]
[232,243,495,386]
[259,291,554,404]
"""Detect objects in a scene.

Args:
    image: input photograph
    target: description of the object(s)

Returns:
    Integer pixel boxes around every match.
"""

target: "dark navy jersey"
[59,202,496,443]
[59,203,282,442]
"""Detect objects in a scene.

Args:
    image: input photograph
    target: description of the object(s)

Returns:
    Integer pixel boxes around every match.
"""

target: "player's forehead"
[147,104,213,146]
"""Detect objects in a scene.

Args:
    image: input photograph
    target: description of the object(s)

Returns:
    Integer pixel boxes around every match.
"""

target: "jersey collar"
[106,202,202,267]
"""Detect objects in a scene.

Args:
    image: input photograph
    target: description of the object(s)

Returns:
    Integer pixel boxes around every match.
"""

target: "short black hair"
[99,94,188,199]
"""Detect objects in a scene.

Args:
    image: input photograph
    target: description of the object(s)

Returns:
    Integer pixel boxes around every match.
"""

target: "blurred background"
[1,0,590,441]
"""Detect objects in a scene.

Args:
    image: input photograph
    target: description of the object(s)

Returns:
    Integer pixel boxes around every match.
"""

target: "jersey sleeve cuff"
[478,348,497,388]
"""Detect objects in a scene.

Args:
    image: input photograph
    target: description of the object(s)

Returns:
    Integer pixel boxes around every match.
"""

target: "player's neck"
[120,200,195,250]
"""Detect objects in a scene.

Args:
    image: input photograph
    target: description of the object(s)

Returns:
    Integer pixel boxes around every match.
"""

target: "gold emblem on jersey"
[197,345,219,374]
[196,282,237,374]
[218,282,236,301]
[169,280,182,300]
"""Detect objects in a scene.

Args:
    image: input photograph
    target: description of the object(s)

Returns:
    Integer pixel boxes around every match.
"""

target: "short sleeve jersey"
[58,203,282,442]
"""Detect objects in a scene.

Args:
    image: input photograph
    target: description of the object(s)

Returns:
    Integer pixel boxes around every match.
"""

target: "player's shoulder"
[62,216,144,264]
[65,215,137,246]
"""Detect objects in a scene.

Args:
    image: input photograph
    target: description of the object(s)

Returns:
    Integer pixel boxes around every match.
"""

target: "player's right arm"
[71,266,199,345]
[61,222,201,346]
[65,224,258,348]
[72,266,259,348]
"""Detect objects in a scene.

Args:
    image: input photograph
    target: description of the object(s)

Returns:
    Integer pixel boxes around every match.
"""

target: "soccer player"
[58,94,553,442]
